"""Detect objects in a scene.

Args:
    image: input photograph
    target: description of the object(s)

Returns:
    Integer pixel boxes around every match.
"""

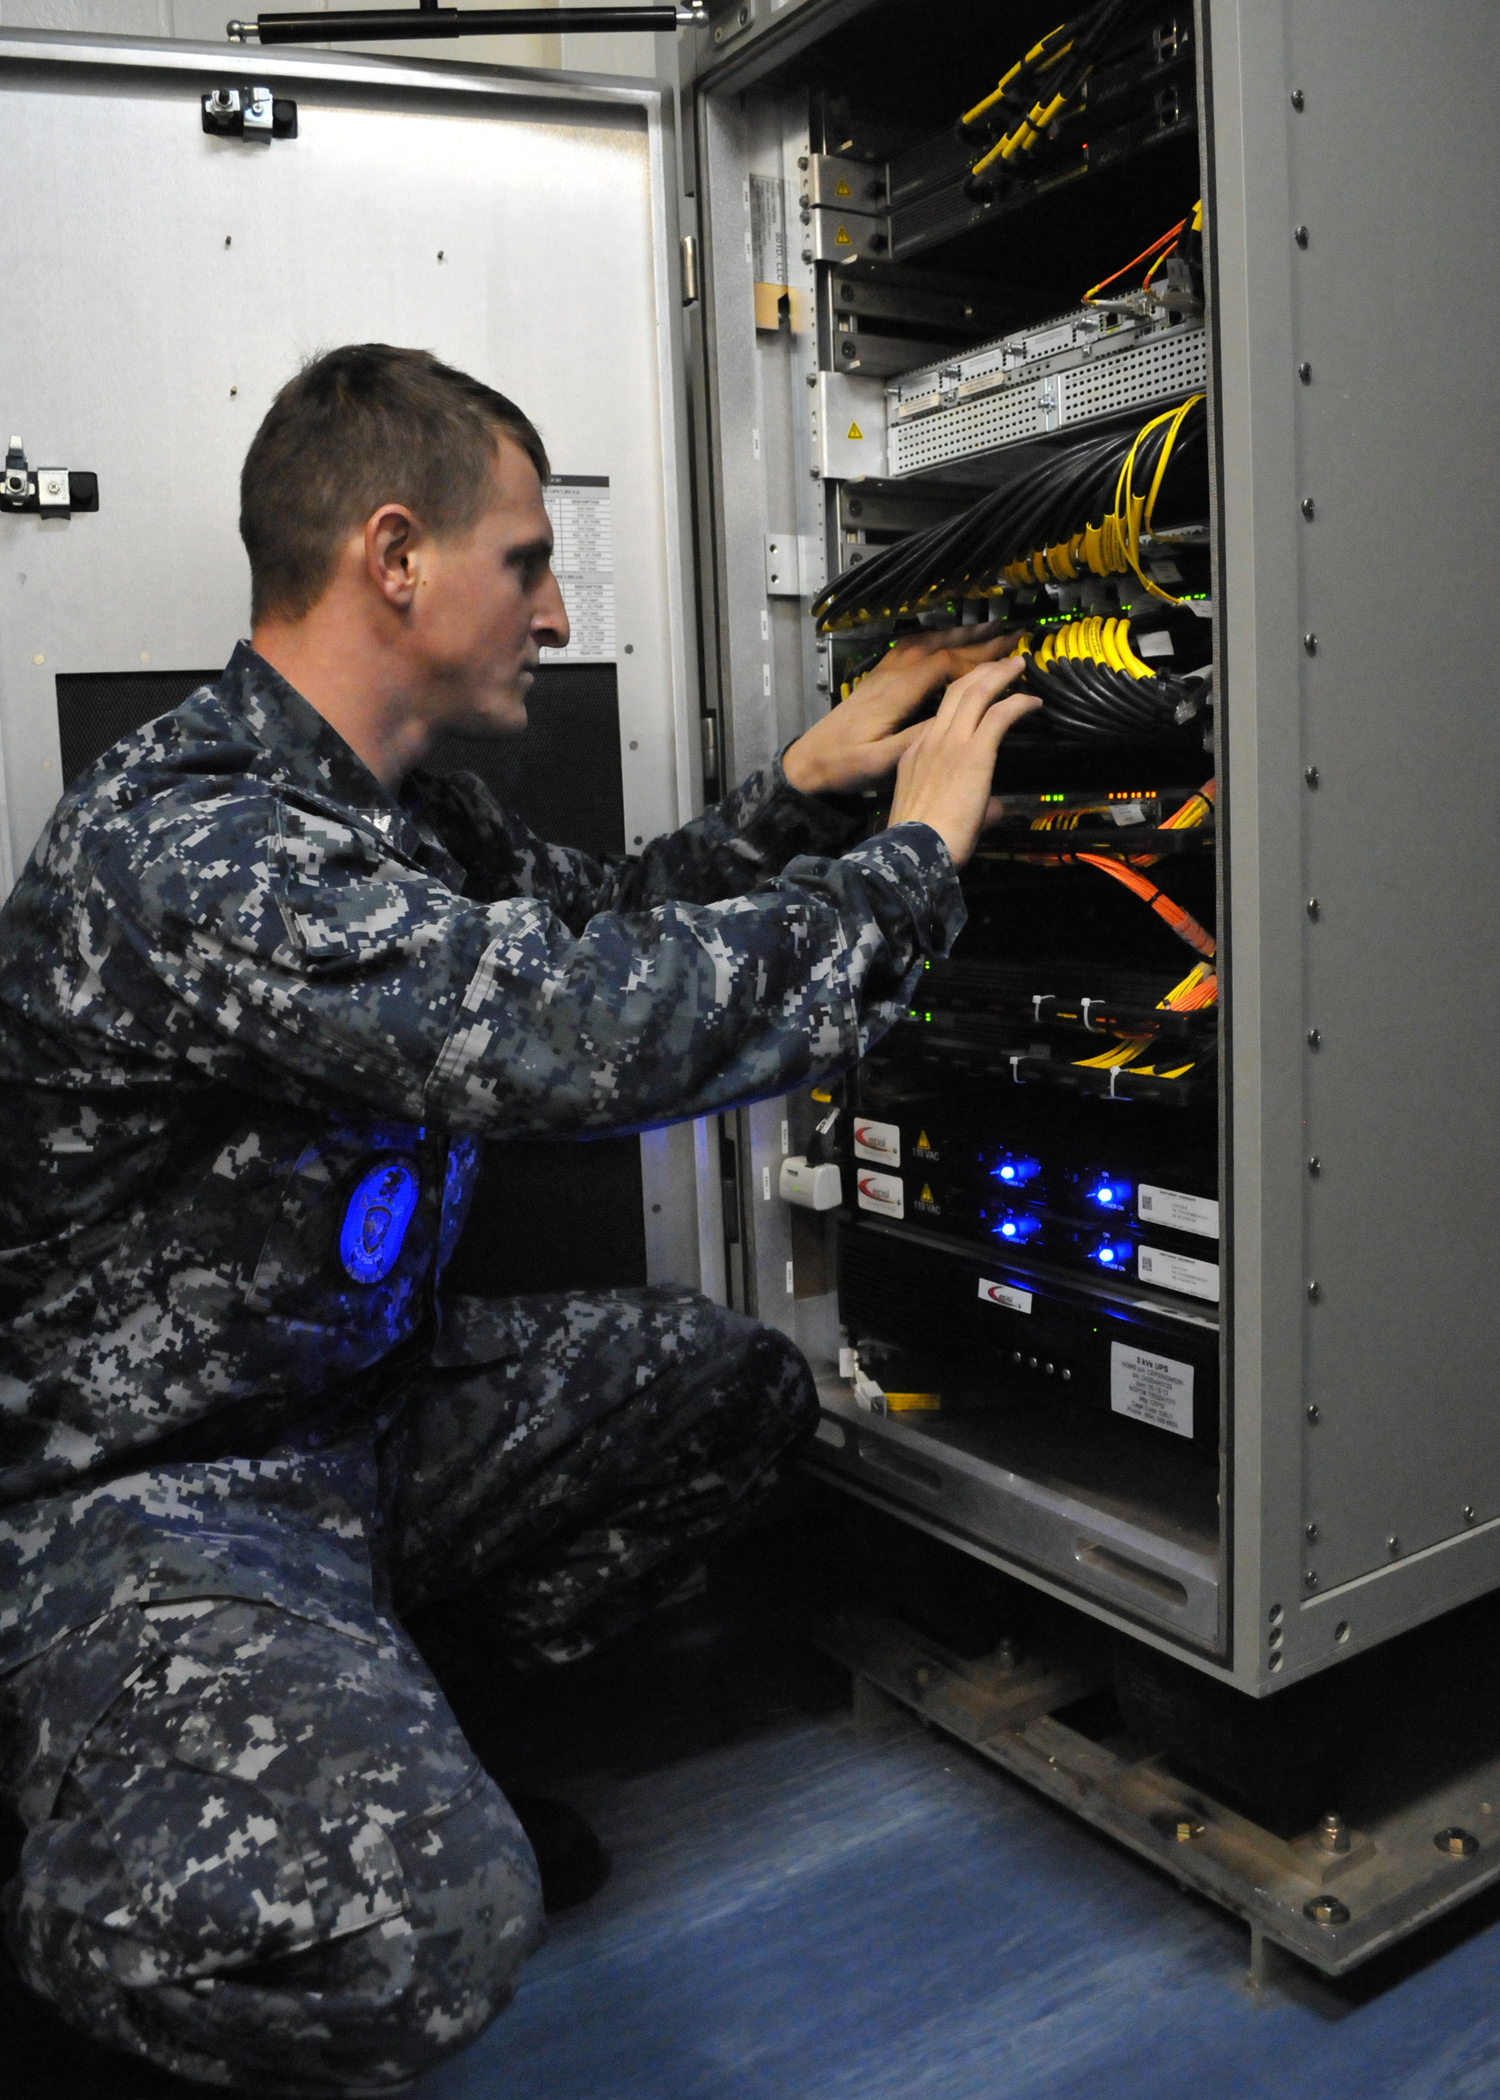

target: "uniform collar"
[217,641,466,886]
[217,640,402,817]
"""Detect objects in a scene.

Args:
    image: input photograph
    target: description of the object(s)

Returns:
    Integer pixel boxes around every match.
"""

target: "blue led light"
[1091,1237,1135,1270]
[1000,1166,1016,1181]
[1089,1177,1129,1208]
[991,1154,1041,1187]
[339,1157,420,1284]
[1099,1246,1115,1263]
[990,1210,1042,1244]
[1001,1220,1017,1236]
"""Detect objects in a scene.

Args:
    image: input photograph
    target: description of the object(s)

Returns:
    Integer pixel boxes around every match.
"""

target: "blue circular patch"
[339,1158,420,1284]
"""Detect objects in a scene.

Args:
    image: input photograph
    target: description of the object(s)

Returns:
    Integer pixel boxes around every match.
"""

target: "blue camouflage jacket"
[0,642,963,1668]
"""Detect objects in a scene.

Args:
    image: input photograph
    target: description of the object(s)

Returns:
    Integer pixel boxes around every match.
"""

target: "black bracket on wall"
[0,439,98,520]
[202,84,298,139]
[227,4,699,43]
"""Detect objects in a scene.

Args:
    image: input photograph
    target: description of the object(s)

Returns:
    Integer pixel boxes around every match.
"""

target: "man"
[0,344,1034,2093]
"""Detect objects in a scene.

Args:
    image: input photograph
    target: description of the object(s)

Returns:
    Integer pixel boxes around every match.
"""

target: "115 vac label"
[1110,1343,1194,1439]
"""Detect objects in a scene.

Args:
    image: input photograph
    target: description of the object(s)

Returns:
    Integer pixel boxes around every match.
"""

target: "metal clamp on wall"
[0,438,98,520]
[202,85,298,140]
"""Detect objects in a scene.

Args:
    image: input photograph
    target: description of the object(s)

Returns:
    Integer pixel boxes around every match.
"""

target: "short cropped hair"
[240,343,550,624]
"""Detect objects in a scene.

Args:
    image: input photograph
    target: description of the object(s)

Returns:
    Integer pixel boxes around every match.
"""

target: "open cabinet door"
[0,25,714,1298]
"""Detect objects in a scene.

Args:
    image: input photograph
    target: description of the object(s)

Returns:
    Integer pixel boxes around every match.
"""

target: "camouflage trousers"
[0,1286,817,2094]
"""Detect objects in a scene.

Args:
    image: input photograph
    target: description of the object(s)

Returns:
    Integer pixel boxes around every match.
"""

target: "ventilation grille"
[888,329,1208,478]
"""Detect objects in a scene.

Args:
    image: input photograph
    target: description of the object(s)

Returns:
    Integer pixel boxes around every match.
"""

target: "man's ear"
[365,504,421,610]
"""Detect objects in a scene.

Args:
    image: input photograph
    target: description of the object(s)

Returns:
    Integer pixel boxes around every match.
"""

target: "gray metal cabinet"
[680,0,1500,1694]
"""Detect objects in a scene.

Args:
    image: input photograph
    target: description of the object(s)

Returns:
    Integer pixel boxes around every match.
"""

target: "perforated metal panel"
[888,328,1209,478]
[889,387,1044,475]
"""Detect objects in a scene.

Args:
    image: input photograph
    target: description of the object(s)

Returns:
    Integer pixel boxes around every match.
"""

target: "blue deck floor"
[415,1700,1500,2100]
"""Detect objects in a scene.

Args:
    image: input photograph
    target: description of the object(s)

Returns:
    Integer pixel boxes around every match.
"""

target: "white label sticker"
[1138,1184,1220,1240]
[1135,628,1175,659]
[853,1117,901,1165]
[855,1168,904,1219]
[1137,1244,1220,1302]
[1107,800,1147,826]
[539,477,614,663]
[1111,1341,1195,1438]
[978,1277,1033,1314]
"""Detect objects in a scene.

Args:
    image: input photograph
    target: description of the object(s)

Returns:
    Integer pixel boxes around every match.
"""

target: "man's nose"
[534,568,570,652]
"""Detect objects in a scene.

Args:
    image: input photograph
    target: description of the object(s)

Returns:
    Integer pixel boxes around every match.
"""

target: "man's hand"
[781,622,1022,797]
[887,656,1041,868]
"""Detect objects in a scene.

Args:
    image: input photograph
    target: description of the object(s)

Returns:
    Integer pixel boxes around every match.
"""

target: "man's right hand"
[887,655,1040,868]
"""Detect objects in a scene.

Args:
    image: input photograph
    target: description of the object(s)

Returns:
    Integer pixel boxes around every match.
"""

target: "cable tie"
[1009,1054,1027,1085]
[1080,996,1104,1033]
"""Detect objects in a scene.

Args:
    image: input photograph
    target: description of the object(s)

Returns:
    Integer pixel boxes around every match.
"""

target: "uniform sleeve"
[412,752,864,930]
[79,791,965,1138]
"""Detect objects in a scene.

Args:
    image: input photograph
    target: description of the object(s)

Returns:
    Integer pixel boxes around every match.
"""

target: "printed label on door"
[978,1278,1033,1315]
[1110,1342,1194,1438]
[1138,1184,1220,1240]
[1137,1244,1220,1302]
[855,1168,904,1219]
[853,1117,901,1165]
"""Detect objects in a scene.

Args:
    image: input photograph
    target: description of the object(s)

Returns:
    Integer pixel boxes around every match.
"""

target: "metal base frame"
[817,1604,1500,1980]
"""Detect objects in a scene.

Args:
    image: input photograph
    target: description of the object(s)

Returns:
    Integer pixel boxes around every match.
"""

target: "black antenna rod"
[228,6,699,41]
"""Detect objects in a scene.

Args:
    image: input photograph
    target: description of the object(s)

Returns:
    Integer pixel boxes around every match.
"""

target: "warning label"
[1110,1342,1194,1439]
[847,420,864,441]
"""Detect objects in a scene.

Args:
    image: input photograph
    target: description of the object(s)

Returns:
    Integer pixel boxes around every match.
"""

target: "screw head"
[1306,1896,1350,1927]
[1308,1156,1321,1175]
[1436,1826,1479,1858]
[1303,632,1318,655]
[1306,1522,1319,1542]
[1307,1028,1321,1049]
[1294,224,1310,247]
[1307,1403,1321,1423]
[1301,496,1316,520]
[1387,1535,1401,1555]
[798,154,809,169]
[1290,88,1306,110]
[1307,1280,1321,1302]
[1305,764,1320,786]
[1307,897,1320,919]
[1298,361,1313,382]
[1465,1505,1477,1524]
[1306,1569,1320,1589]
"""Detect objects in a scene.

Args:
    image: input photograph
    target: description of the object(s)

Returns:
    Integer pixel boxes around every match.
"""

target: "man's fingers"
[932,652,1032,732]
[895,618,1006,659]
[976,691,1043,751]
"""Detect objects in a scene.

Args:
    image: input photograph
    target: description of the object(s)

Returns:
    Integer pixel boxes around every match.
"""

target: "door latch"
[0,438,98,520]
[201,84,298,141]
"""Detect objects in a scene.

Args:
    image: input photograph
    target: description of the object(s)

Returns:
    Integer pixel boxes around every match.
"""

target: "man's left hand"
[780,622,1023,798]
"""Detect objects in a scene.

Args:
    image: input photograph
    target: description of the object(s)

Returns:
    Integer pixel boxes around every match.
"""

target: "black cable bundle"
[811,397,1207,634]
[1012,606,1211,749]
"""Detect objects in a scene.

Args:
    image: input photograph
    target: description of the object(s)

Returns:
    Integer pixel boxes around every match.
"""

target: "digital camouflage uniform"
[0,643,964,2091]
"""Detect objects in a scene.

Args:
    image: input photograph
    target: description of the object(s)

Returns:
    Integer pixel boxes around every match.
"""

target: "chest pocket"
[276,806,426,964]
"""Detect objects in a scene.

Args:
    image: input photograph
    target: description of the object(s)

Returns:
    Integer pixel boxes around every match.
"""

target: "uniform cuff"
[840,821,966,959]
[716,747,867,859]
